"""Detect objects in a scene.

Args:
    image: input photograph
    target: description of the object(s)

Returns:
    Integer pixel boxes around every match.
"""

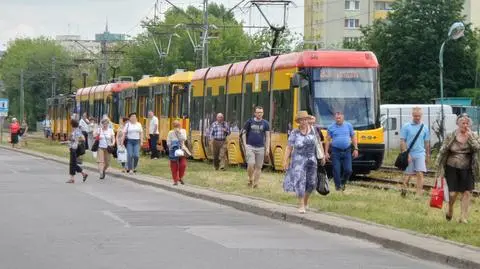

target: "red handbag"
[430,178,445,209]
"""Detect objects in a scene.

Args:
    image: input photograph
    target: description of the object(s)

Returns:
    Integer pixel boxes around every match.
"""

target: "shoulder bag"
[311,126,325,160]
[394,124,424,171]
[90,128,100,152]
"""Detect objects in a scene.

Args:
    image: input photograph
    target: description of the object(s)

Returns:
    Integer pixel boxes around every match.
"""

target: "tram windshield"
[312,67,376,130]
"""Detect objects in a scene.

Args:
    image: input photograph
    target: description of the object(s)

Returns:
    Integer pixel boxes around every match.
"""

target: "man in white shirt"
[148,111,160,159]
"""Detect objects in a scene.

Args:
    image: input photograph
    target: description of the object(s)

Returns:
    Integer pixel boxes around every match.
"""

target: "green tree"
[0,38,73,128]
[251,28,302,55]
[360,0,478,104]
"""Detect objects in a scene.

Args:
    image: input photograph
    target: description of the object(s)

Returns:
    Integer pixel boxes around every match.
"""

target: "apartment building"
[304,0,479,48]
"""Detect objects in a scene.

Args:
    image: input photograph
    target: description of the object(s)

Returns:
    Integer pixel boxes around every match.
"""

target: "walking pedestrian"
[147,111,160,159]
[400,107,430,197]
[79,113,90,149]
[94,118,115,179]
[19,118,28,147]
[122,113,143,174]
[42,116,52,138]
[324,112,358,191]
[436,114,480,223]
[116,117,129,172]
[241,106,270,188]
[65,119,88,184]
[209,113,230,170]
[9,118,20,148]
[167,120,190,185]
[283,111,325,213]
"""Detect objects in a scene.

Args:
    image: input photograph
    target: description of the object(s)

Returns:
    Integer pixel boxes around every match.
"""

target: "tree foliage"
[358,0,479,104]
[0,38,73,127]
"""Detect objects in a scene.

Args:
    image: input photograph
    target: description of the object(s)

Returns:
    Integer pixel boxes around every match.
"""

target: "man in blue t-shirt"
[325,112,359,191]
[241,106,270,188]
[400,107,430,197]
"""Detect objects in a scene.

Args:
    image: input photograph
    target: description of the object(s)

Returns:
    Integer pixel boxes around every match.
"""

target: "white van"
[380,104,457,150]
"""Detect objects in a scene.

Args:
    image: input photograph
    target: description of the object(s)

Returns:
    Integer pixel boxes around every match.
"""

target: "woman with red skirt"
[167,120,191,185]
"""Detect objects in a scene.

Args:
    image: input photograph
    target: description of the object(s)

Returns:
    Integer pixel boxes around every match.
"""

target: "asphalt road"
[0,149,454,269]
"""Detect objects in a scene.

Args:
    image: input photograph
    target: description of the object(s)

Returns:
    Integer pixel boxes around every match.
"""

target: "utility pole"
[20,69,24,121]
[51,56,56,97]
[202,0,209,68]
[154,0,159,24]
[100,21,109,84]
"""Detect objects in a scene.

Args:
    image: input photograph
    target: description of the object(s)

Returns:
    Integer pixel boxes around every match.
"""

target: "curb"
[2,145,480,269]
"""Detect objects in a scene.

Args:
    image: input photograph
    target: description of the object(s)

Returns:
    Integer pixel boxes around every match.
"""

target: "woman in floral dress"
[283,111,325,213]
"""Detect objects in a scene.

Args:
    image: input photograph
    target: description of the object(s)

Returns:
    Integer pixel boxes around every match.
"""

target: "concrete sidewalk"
[2,145,479,269]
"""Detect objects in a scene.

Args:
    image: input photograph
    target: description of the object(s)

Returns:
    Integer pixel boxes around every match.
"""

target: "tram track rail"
[379,165,435,177]
[352,175,479,198]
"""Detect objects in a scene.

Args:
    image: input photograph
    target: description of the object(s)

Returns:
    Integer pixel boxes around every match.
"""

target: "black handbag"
[316,165,330,196]
[76,141,86,156]
[394,124,424,171]
[91,139,99,152]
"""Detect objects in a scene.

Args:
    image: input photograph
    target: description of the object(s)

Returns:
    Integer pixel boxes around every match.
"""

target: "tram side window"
[106,98,112,120]
[260,80,270,121]
[299,82,310,111]
[154,95,162,118]
[162,93,169,117]
[181,86,189,118]
[204,87,215,130]
[243,83,253,121]
[216,86,225,115]
[272,90,293,133]
[227,94,242,132]
[190,97,202,130]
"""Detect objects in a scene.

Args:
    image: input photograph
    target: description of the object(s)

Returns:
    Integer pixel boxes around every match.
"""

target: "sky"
[0,0,305,50]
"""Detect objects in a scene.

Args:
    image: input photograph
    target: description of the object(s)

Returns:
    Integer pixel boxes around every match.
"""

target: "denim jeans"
[126,139,140,170]
[331,147,353,189]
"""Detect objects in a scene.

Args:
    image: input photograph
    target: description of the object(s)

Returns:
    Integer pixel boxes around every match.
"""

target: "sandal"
[82,174,88,182]
[445,214,452,221]
[66,179,74,184]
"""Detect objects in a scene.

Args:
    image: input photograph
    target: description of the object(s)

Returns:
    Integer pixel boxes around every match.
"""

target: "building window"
[344,37,360,43]
[345,0,360,10]
[375,1,393,10]
[344,19,360,28]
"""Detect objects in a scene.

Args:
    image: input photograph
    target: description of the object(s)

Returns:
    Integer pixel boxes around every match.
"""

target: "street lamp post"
[439,22,465,141]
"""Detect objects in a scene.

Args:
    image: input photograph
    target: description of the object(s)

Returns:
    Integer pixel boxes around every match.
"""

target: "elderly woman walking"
[9,118,20,148]
[283,111,325,213]
[436,114,480,223]
[94,118,115,179]
[167,120,191,185]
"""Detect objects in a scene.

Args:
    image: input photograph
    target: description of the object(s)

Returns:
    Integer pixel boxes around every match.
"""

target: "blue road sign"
[0,98,8,116]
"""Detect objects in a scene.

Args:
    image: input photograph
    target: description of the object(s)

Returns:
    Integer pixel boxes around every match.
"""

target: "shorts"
[246,145,264,169]
[404,155,427,174]
[445,165,474,192]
